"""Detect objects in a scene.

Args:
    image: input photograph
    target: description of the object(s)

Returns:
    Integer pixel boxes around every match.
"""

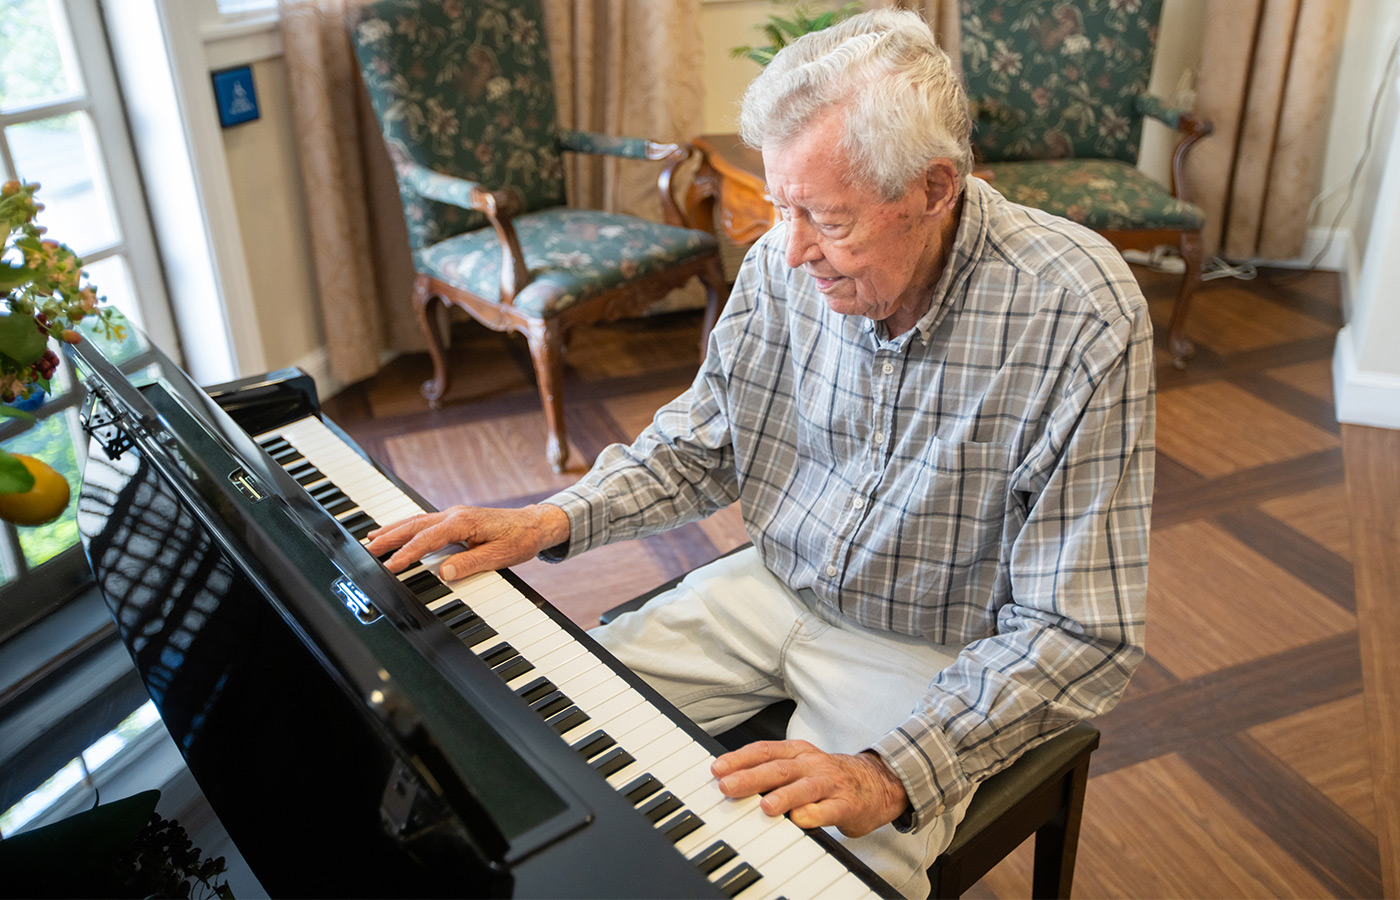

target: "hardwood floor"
[322,263,1398,898]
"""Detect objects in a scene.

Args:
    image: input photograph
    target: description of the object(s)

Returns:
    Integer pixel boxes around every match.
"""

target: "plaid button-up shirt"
[545,176,1154,827]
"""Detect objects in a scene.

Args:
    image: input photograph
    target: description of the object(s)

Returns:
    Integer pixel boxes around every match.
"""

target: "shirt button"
[874,431,885,445]
[882,362,894,375]
[852,496,864,509]
[825,564,837,577]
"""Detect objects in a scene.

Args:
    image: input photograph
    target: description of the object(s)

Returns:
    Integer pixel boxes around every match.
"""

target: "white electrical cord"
[1300,30,1400,272]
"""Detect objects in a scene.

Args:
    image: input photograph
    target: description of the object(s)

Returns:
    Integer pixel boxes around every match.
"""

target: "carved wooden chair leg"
[1168,230,1205,369]
[413,275,450,409]
[697,257,727,363]
[526,319,569,473]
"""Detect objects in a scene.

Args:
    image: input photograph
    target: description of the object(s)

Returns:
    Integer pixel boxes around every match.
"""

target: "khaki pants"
[592,546,976,899]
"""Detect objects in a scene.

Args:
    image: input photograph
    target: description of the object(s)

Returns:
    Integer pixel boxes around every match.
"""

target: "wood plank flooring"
[322,263,1397,898]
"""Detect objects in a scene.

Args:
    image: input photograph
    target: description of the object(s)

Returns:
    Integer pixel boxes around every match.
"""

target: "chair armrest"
[1136,93,1212,137]
[1135,94,1213,203]
[559,129,656,160]
[397,160,532,304]
[397,160,490,209]
[557,130,694,228]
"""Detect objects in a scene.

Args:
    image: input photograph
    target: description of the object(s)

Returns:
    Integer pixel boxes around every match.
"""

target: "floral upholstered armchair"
[350,0,725,472]
[960,0,1212,366]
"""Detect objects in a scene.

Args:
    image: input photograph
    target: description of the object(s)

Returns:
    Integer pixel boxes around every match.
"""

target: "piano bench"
[601,583,1102,899]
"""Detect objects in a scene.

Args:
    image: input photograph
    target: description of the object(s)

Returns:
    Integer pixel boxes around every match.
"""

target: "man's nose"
[784,219,820,269]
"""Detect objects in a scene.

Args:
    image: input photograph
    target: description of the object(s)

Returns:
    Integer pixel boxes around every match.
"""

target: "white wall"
[1327,0,1400,429]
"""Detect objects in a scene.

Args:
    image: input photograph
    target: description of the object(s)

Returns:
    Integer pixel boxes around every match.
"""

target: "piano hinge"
[333,576,381,625]
[379,757,422,837]
[80,385,135,461]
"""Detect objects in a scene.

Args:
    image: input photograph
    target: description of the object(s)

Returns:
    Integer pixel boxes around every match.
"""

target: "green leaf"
[0,404,36,423]
[0,449,35,493]
[0,262,31,291]
[0,310,46,366]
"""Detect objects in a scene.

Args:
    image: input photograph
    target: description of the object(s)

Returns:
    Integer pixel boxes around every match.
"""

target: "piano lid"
[66,319,610,890]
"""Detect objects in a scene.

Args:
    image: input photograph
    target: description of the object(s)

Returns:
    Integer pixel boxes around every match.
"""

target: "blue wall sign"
[212,66,260,128]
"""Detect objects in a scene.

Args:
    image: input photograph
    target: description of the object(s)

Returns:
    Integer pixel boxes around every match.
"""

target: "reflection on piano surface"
[68,327,896,899]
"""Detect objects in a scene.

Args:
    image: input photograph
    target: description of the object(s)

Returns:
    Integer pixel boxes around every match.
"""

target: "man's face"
[762,110,953,330]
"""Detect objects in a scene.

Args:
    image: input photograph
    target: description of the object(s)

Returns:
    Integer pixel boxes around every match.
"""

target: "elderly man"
[367,9,1153,897]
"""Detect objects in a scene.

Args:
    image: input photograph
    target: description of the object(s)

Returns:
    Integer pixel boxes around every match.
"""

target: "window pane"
[81,255,140,331]
[0,0,82,112]
[2,410,81,568]
[8,112,119,256]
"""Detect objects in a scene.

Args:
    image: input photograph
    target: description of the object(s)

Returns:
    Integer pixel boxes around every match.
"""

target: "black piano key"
[638,790,683,824]
[547,706,589,734]
[432,598,466,620]
[456,620,498,648]
[515,677,555,705]
[446,612,485,636]
[693,842,738,876]
[295,467,324,489]
[309,480,342,502]
[268,446,302,464]
[531,691,572,719]
[620,773,662,805]
[479,643,517,668]
[321,494,356,516]
[661,810,704,843]
[257,436,289,451]
[339,510,377,540]
[287,464,324,487]
[443,608,481,631]
[589,746,636,778]
[401,569,444,596]
[715,862,763,898]
[493,656,534,683]
[571,731,615,762]
[414,580,453,604]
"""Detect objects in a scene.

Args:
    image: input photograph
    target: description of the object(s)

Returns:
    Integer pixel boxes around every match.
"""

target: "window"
[0,0,182,834]
[0,0,178,353]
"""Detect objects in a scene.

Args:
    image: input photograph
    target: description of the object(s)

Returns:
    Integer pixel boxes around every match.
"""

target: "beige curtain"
[1190,0,1349,260]
[542,0,705,221]
[278,0,416,387]
[278,0,704,385]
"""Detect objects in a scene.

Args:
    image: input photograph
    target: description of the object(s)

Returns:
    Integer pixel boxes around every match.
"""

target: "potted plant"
[731,0,863,66]
[0,180,125,526]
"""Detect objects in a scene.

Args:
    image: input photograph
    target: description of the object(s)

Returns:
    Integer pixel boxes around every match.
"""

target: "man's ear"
[924,159,961,218]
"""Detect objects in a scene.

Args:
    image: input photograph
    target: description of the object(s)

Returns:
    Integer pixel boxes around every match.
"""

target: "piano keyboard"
[254,416,883,900]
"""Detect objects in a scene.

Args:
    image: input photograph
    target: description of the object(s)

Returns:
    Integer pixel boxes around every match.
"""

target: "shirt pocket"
[891,437,1012,636]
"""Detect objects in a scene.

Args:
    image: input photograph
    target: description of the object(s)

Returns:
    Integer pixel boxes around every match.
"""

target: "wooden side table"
[685,133,777,248]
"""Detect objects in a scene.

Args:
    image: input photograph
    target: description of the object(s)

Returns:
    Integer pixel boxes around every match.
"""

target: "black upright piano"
[68,325,895,899]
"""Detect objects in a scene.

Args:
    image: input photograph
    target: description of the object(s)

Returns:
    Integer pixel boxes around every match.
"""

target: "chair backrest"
[350,0,568,249]
[959,0,1163,164]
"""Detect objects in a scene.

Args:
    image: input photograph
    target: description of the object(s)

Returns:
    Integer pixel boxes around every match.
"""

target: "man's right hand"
[364,504,571,581]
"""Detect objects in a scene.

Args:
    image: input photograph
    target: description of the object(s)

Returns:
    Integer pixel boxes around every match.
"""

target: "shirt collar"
[909,176,992,344]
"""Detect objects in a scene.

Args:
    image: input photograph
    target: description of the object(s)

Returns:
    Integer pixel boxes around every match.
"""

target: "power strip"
[1121,248,1185,273]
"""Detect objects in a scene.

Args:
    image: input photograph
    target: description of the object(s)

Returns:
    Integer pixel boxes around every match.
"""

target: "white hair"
[738,9,972,201]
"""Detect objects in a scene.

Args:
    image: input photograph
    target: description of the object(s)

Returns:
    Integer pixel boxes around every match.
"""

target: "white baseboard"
[1333,325,1400,430]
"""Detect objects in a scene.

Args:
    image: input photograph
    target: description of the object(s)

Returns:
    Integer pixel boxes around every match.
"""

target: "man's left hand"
[711,740,908,837]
